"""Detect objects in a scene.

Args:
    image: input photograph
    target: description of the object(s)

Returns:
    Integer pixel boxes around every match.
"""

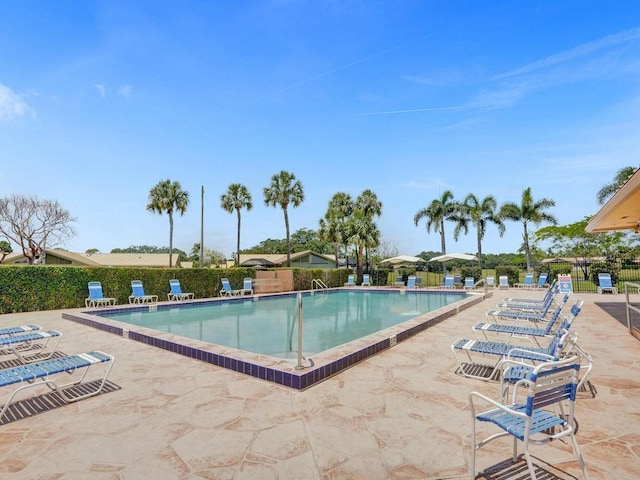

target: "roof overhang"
[586,169,640,233]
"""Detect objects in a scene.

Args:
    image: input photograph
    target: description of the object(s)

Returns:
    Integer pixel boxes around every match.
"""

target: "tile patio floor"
[0,289,638,479]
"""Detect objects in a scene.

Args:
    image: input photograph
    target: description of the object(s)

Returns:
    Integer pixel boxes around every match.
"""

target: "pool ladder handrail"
[311,278,328,292]
[288,292,314,370]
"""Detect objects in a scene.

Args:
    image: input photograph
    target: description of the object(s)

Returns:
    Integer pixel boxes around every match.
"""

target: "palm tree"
[355,189,382,276]
[346,209,380,282]
[597,166,637,205]
[263,170,305,267]
[414,190,456,254]
[451,194,505,269]
[146,179,190,267]
[319,192,353,267]
[500,187,557,272]
[220,183,253,266]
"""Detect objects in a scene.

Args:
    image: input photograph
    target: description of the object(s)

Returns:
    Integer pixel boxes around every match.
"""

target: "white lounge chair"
[241,278,254,295]
[597,273,617,294]
[129,280,158,304]
[86,281,116,308]
[497,275,509,289]
[220,278,241,296]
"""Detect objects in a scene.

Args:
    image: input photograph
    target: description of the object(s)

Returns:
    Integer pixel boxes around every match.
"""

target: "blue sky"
[1,1,639,259]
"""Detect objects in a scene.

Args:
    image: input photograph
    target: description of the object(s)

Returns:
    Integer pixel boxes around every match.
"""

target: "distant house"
[3,249,183,268]
[541,257,606,267]
[237,250,337,269]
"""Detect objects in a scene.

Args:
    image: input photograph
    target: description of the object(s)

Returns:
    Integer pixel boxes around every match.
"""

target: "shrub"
[494,266,521,286]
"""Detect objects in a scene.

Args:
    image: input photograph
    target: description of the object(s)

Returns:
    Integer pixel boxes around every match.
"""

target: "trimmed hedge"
[0,266,351,314]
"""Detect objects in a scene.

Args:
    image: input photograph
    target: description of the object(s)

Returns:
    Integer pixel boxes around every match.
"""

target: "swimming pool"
[63,288,487,389]
[98,290,464,358]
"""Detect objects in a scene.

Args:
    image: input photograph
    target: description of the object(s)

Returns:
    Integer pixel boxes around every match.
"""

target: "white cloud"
[0,83,35,121]
[118,84,132,100]
[94,84,106,97]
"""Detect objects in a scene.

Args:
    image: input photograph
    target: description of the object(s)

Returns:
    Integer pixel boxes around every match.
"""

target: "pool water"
[100,290,465,357]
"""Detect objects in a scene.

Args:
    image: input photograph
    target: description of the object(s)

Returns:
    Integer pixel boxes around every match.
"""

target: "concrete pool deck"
[0,289,638,479]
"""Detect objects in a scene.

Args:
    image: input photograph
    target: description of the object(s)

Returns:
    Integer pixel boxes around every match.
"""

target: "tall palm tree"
[146,179,190,267]
[413,190,456,254]
[263,170,305,267]
[346,209,380,282]
[319,192,353,267]
[451,194,505,269]
[220,183,253,266]
[597,166,637,205]
[500,187,557,272]
[355,189,382,275]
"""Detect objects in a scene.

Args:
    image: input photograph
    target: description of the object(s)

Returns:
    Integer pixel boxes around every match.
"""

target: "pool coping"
[62,288,491,390]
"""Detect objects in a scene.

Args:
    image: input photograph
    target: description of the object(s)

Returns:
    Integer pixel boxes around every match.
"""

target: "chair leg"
[570,435,590,479]
[523,445,538,480]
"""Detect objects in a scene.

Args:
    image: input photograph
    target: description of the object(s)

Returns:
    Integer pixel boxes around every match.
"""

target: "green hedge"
[0,266,352,314]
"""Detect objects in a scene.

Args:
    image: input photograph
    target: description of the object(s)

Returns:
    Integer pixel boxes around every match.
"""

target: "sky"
[1,1,639,259]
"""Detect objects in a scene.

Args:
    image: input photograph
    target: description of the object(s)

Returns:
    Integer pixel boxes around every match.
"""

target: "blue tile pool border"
[62,289,489,390]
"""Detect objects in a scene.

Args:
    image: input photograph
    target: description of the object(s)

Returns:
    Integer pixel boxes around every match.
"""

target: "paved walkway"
[0,290,638,479]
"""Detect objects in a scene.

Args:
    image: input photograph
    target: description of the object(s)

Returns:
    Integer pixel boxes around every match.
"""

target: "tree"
[597,166,637,205]
[0,240,13,263]
[263,170,305,267]
[355,190,382,277]
[500,187,557,272]
[0,194,76,264]
[532,217,627,279]
[220,183,253,266]
[189,243,225,267]
[451,194,505,269]
[414,190,456,254]
[111,245,188,260]
[346,209,380,281]
[319,192,354,267]
[146,179,190,268]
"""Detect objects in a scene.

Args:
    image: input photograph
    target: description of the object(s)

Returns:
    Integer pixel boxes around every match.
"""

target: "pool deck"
[0,289,638,479]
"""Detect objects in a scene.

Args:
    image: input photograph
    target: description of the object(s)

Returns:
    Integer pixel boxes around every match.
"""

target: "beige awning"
[586,169,640,233]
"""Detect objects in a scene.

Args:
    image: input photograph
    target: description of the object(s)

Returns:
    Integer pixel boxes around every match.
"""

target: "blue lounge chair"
[344,274,356,287]
[469,356,590,480]
[394,274,404,287]
[453,275,462,287]
[361,274,371,286]
[451,323,572,380]
[439,275,454,289]
[129,280,158,304]
[406,275,417,288]
[0,325,41,336]
[167,279,195,301]
[498,275,509,289]
[500,281,558,308]
[473,300,583,347]
[486,294,570,323]
[220,278,241,296]
[85,281,116,308]
[496,287,560,313]
[415,276,422,288]
[0,330,63,363]
[0,351,115,423]
[514,273,534,288]
[485,276,495,288]
[597,273,618,294]
[241,277,254,295]
[534,272,548,288]
[463,277,475,290]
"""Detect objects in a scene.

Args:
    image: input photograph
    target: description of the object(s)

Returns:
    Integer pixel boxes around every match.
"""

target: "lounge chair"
[85,281,116,308]
[451,323,573,381]
[501,281,559,308]
[128,280,158,304]
[453,275,462,287]
[485,276,495,288]
[220,278,241,297]
[497,275,509,289]
[361,274,371,287]
[394,274,404,287]
[469,356,590,480]
[486,294,570,323]
[0,350,115,423]
[496,286,560,313]
[439,275,454,289]
[241,277,254,295]
[406,275,417,288]
[167,279,195,301]
[473,300,583,347]
[534,272,548,288]
[463,277,475,290]
[597,273,618,294]
[0,325,42,336]
[514,273,534,288]
[344,274,356,287]
[415,276,422,288]
[0,329,63,363]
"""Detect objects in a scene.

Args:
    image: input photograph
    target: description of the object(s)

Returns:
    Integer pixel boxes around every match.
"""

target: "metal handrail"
[624,281,640,334]
[311,278,328,291]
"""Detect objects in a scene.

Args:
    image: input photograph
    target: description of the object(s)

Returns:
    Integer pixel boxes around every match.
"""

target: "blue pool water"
[100,290,466,357]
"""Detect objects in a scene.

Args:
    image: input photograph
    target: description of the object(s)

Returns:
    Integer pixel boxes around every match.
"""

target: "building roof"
[81,253,180,268]
[587,168,640,233]
[4,249,103,266]
[238,250,336,267]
